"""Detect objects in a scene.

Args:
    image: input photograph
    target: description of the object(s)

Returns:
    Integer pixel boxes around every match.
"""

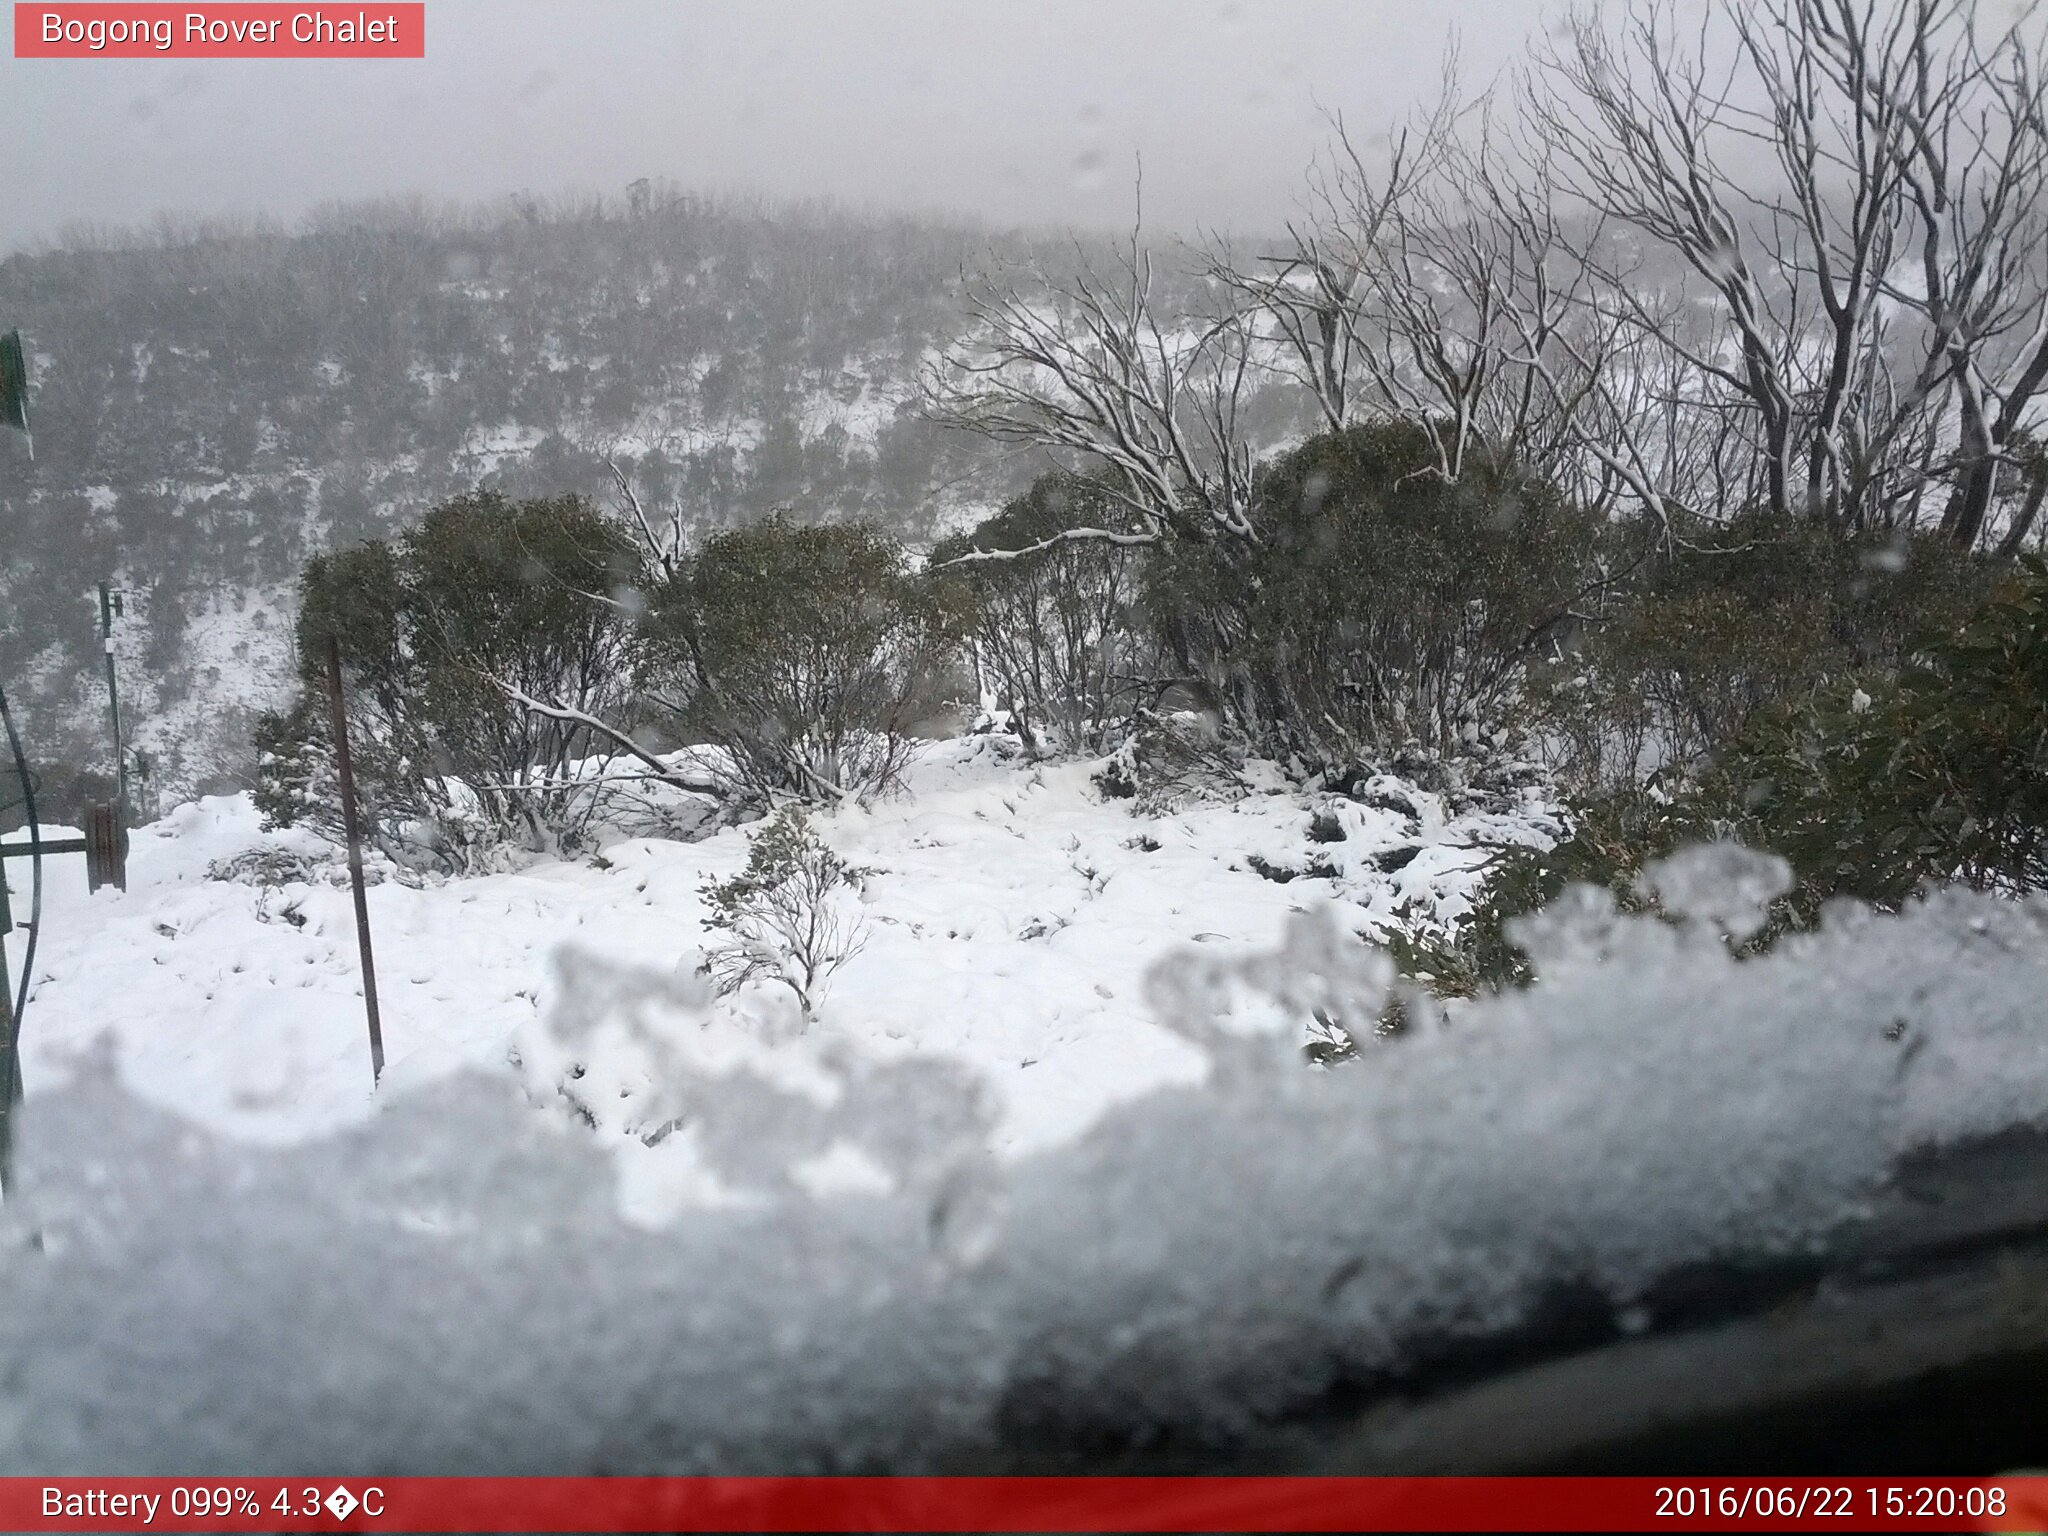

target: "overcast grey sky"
[0,0,1580,251]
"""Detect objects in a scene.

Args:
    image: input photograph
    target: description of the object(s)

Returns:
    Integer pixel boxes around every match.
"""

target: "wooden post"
[85,802,125,893]
[324,634,385,1087]
[98,583,127,824]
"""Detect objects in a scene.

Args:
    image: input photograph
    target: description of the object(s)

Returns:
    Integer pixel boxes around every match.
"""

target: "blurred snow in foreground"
[0,839,2043,1473]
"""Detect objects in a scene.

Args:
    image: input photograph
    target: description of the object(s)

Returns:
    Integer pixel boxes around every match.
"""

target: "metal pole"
[98,581,131,885]
[0,918,14,1196]
[0,872,14,1064]
[324,634,385,1087]
[1,327,35,1190]
[0,679,40,1195]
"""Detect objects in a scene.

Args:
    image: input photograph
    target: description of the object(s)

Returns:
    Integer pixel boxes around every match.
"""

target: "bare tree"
[924,205,1258,551]
[1521,0,2048,546]
[601,453,689,581]
[1527,5,1808,522]
[1208,66,1711,527]
[1877,0,2048,546]
[1203,78,1462,438]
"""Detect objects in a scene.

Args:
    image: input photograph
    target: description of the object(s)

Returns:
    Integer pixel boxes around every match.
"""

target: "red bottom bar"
[3,1476,2046,1533]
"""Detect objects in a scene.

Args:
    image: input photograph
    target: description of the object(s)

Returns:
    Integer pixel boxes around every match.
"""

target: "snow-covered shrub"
[643,517,966,804]
[205,845,320,887]
[699,806,871,1020]
[1090,710,1252,815]
[930,472,1156,758]
[254,492,644,871]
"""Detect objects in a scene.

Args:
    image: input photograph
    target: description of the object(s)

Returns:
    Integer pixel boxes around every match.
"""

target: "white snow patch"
[6,738,1551,1189]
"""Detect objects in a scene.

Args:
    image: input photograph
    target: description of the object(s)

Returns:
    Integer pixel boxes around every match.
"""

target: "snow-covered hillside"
[5,735,1558,1220]
[0,195,1121,798]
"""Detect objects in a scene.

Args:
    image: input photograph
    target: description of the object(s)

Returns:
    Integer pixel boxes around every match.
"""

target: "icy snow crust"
[1,742,2046,1470]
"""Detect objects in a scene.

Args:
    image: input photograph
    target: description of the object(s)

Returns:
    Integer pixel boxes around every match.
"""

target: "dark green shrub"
[1405,555,2048,995]
[254,539,441,859]
[1528,512,1990,794]
[1147,420,1602,767]
[1724,553,2048,907]
[401,491,642,825]
[929,472,1154,756]
[645,517,965,803]
[255,491,643,866]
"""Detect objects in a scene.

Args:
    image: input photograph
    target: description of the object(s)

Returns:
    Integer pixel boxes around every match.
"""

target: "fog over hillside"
[0,0,1579,809]
[0,1,1550,246]
[0,190,1317,806]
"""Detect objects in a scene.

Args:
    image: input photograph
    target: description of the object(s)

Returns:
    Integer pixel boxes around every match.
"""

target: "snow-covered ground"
[4,736,1557,1219]
[6,798,2048,1473]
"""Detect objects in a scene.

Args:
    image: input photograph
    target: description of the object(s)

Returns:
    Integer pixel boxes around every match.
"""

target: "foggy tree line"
[0,186,1150,783]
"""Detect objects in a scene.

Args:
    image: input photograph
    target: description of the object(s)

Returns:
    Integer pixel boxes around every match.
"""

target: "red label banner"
[0,1476,2045,1532]
[14,4,423,57]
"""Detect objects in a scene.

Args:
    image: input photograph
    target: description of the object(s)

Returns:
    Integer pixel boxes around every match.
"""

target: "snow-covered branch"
[490,676,731,800]
[928,526,1159,570]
